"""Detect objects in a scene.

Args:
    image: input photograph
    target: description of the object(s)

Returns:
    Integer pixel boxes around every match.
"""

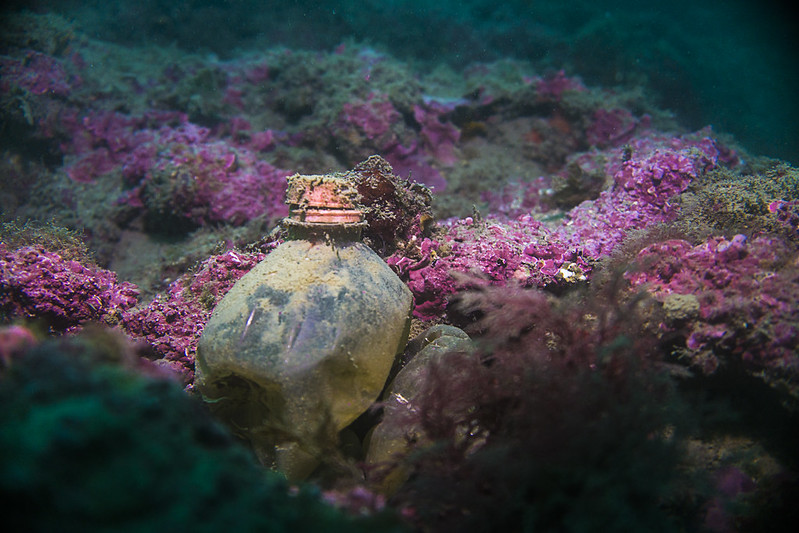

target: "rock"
[365,325,473,494]
[662,293,700,324]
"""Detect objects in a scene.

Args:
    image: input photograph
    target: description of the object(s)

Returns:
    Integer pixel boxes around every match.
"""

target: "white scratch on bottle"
[240,308,256,343]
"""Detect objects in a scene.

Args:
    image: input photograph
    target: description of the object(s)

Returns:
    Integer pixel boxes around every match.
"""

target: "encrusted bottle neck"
[282,215,365,242]
[282,172,365,242]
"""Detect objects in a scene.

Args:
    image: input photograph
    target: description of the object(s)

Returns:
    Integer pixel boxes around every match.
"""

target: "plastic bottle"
[195,171,413,480]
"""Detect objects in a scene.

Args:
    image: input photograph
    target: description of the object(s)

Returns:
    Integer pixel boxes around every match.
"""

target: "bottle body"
[196,237,412,479]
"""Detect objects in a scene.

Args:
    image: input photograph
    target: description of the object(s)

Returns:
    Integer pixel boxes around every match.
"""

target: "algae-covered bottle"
[195,171,412,481]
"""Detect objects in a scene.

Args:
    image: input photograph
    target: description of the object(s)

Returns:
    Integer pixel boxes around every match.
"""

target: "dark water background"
[4,0,798,164]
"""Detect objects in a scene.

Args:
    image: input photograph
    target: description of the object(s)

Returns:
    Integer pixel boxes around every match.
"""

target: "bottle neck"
[283,207,365,242]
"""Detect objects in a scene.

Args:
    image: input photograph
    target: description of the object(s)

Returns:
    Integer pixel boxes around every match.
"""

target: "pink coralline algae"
[0,243,139,332]
[412,102,461,166]
[335,93,403,162]
[394,131,735,321]
[121,249,265,383]
[134,136,291,226]
[768,200,799,235]
[335,94,455,191]
[627,235,799,390]
[60,110,291,226]
[384,142,449,192]
[0,50,76,96]
[530,70,586,101]
[481,177,554,218]
[585,108,643,148]
[61,110,198,183]
[556,133,725,259]
[340,95,401,141]
[0,325,38,368]
[225,116,287,154]
[389,215,590,320]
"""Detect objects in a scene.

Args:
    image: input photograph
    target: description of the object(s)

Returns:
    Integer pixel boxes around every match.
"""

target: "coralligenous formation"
[2,10,798,532]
